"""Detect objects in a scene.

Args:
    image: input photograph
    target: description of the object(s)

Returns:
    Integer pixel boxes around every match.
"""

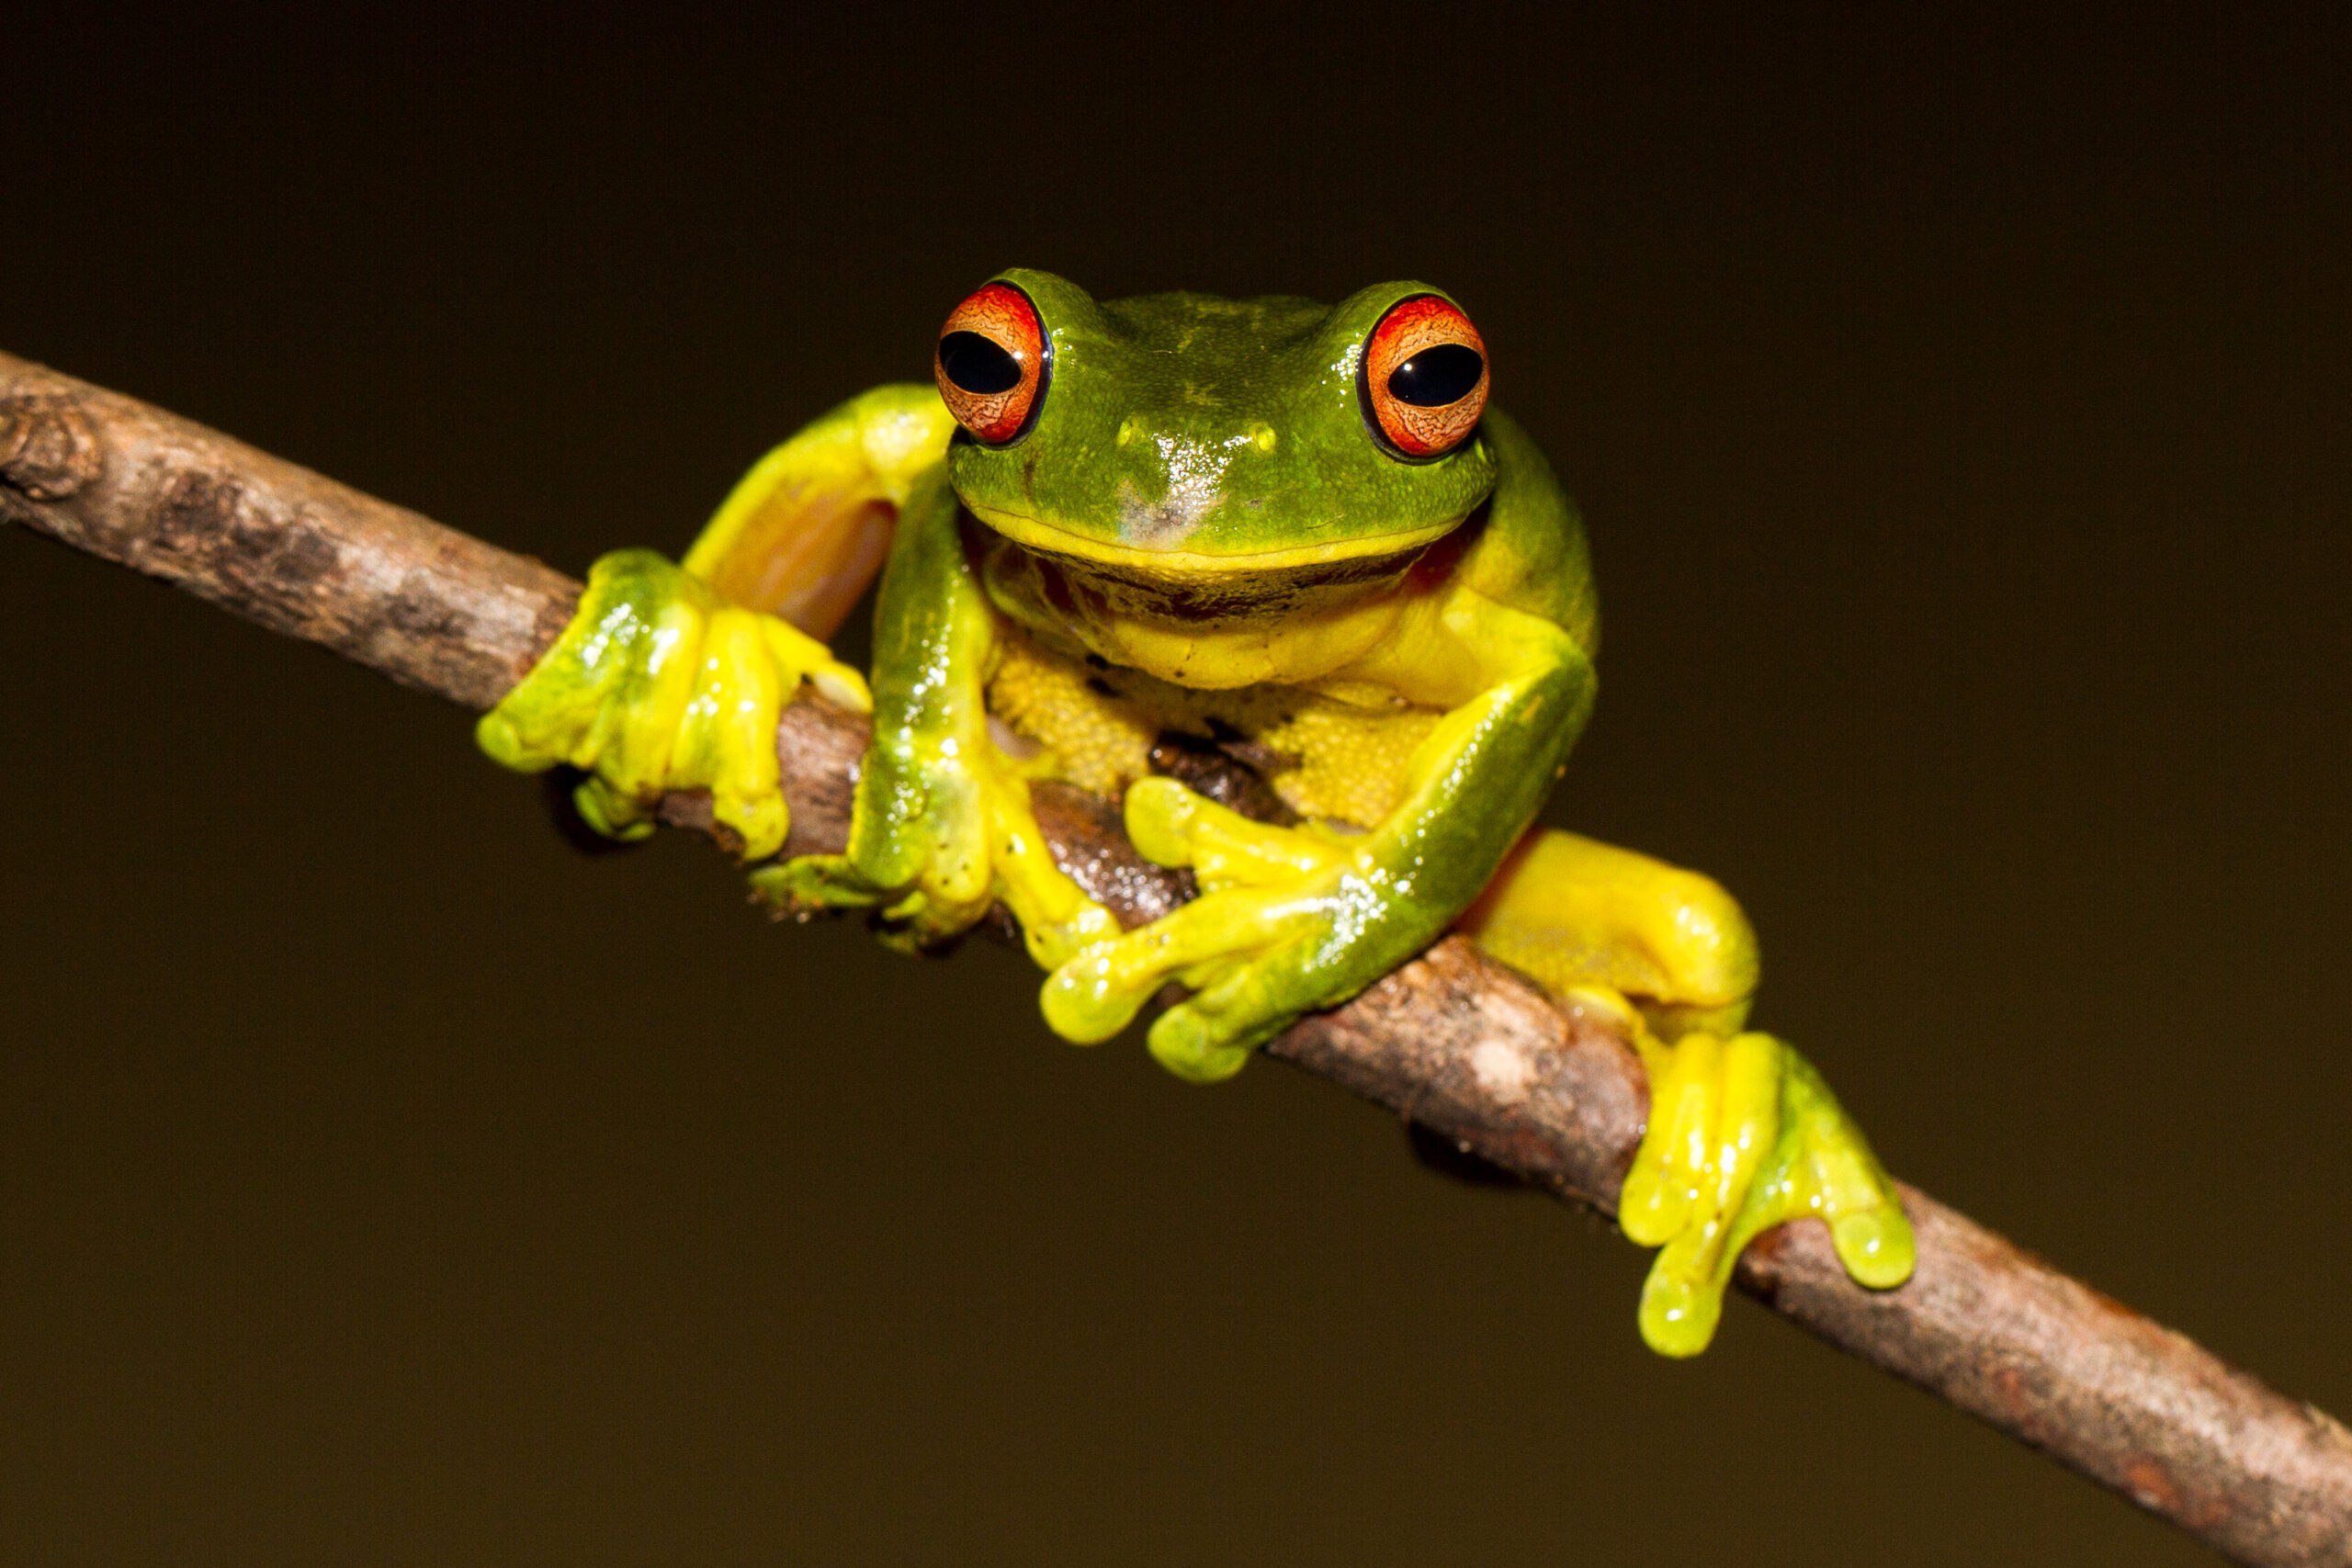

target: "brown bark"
[4,349,2348,1567]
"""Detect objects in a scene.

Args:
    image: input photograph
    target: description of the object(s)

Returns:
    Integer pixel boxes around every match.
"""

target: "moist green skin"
[475,271,1915,1359]
[950,271,1498,560]
[778,276,1599,1070]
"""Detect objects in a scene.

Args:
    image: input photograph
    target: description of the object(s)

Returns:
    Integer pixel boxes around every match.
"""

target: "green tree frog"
[476,271,1915,1354]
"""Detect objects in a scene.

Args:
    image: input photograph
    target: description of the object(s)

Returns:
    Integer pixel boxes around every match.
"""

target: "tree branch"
[5,349,2347,1568]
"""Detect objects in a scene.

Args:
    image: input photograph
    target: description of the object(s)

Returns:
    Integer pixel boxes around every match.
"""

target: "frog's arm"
[1042,586,1594,1083]
[474,384,951,856]
[752,464,1119,969]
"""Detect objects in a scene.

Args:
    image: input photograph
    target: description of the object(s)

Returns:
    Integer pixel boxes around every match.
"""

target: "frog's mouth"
[969,503,1464,585]
[968,503,1468,624]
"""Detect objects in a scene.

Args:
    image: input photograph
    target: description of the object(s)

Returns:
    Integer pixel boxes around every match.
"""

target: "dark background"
[3,7,2346,1563]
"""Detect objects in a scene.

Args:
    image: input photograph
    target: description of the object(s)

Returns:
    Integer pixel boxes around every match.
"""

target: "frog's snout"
[1109,422,1285,550]
[1114,479,1218,550]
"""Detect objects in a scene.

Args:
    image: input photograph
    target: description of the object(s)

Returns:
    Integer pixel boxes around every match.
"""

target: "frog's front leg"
[478,382,956,856]
[1044,594,1594,1084]
[752,465,1118,968]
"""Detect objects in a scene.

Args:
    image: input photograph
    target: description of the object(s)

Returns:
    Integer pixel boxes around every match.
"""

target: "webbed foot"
[1043,777,1410,1083]
[1611,1009,1914,1356]
[477,549,868,860]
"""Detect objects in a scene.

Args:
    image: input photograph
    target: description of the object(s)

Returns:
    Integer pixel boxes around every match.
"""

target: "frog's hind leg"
[1457,829,1760,1043]
[1458,829,1915,1356]
[684,383,958,638]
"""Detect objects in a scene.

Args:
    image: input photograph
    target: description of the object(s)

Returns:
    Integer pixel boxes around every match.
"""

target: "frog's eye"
[935,281,1048,445]
[1361,295,1489,458]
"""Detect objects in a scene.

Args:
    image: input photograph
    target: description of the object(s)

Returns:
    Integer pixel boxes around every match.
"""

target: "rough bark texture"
[5,348,2349,1567]
[0,363,579,711]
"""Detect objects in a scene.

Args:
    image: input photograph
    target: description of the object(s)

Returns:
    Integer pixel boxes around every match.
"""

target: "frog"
[474,270,1915,1355]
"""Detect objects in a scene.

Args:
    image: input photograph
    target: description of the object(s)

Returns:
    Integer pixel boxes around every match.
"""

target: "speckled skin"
[478,272,1913,1353]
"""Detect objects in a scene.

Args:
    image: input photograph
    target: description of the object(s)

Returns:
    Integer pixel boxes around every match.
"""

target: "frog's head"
[933,268,1498,609]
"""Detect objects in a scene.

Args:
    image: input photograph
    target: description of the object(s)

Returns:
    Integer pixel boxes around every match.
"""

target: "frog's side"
[478,270,1914,1354]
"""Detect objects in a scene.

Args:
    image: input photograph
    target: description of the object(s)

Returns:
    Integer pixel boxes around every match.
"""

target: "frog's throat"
[967,502,1464,585]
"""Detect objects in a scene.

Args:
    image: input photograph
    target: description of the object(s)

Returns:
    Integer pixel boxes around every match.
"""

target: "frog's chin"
[966,502,1464,585]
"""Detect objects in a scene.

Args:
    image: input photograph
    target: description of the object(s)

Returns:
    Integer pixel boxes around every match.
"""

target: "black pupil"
[939,331,1023,395]
[1387,344,1485,408]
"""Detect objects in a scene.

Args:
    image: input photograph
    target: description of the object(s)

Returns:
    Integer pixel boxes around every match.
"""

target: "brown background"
[2,7,2346,1564]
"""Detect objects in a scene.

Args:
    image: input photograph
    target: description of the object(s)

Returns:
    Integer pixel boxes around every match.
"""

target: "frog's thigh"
[1456,828,1759,1038]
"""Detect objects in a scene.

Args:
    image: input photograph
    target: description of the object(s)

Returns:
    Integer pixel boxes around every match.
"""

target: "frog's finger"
[754,852,994,955]
[751,853,890,916]
[1630,1032,1781,1357]
[1122,777,1205,868]
[571,775,657,842]
[1619,1030,1724,1249]
[1146,987,1282,1083]
[1702,1032,1783,1244]
[1637,1219,1730,1357]
[1125,777,1344,891]
[1039,886,1311,1044]
[673,605,790,860]
[1829,1201,1916,1289]
[1771,1050,1917,1289]
[1142,943,1332,1083]
[986,776,1120,970]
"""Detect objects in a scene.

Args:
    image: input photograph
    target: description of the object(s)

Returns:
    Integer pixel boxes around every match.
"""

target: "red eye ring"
[1361,295,1489,458]
[935,281,1047,445]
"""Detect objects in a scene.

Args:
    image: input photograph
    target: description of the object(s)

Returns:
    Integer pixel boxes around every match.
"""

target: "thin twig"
[5,349,2347,1568]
